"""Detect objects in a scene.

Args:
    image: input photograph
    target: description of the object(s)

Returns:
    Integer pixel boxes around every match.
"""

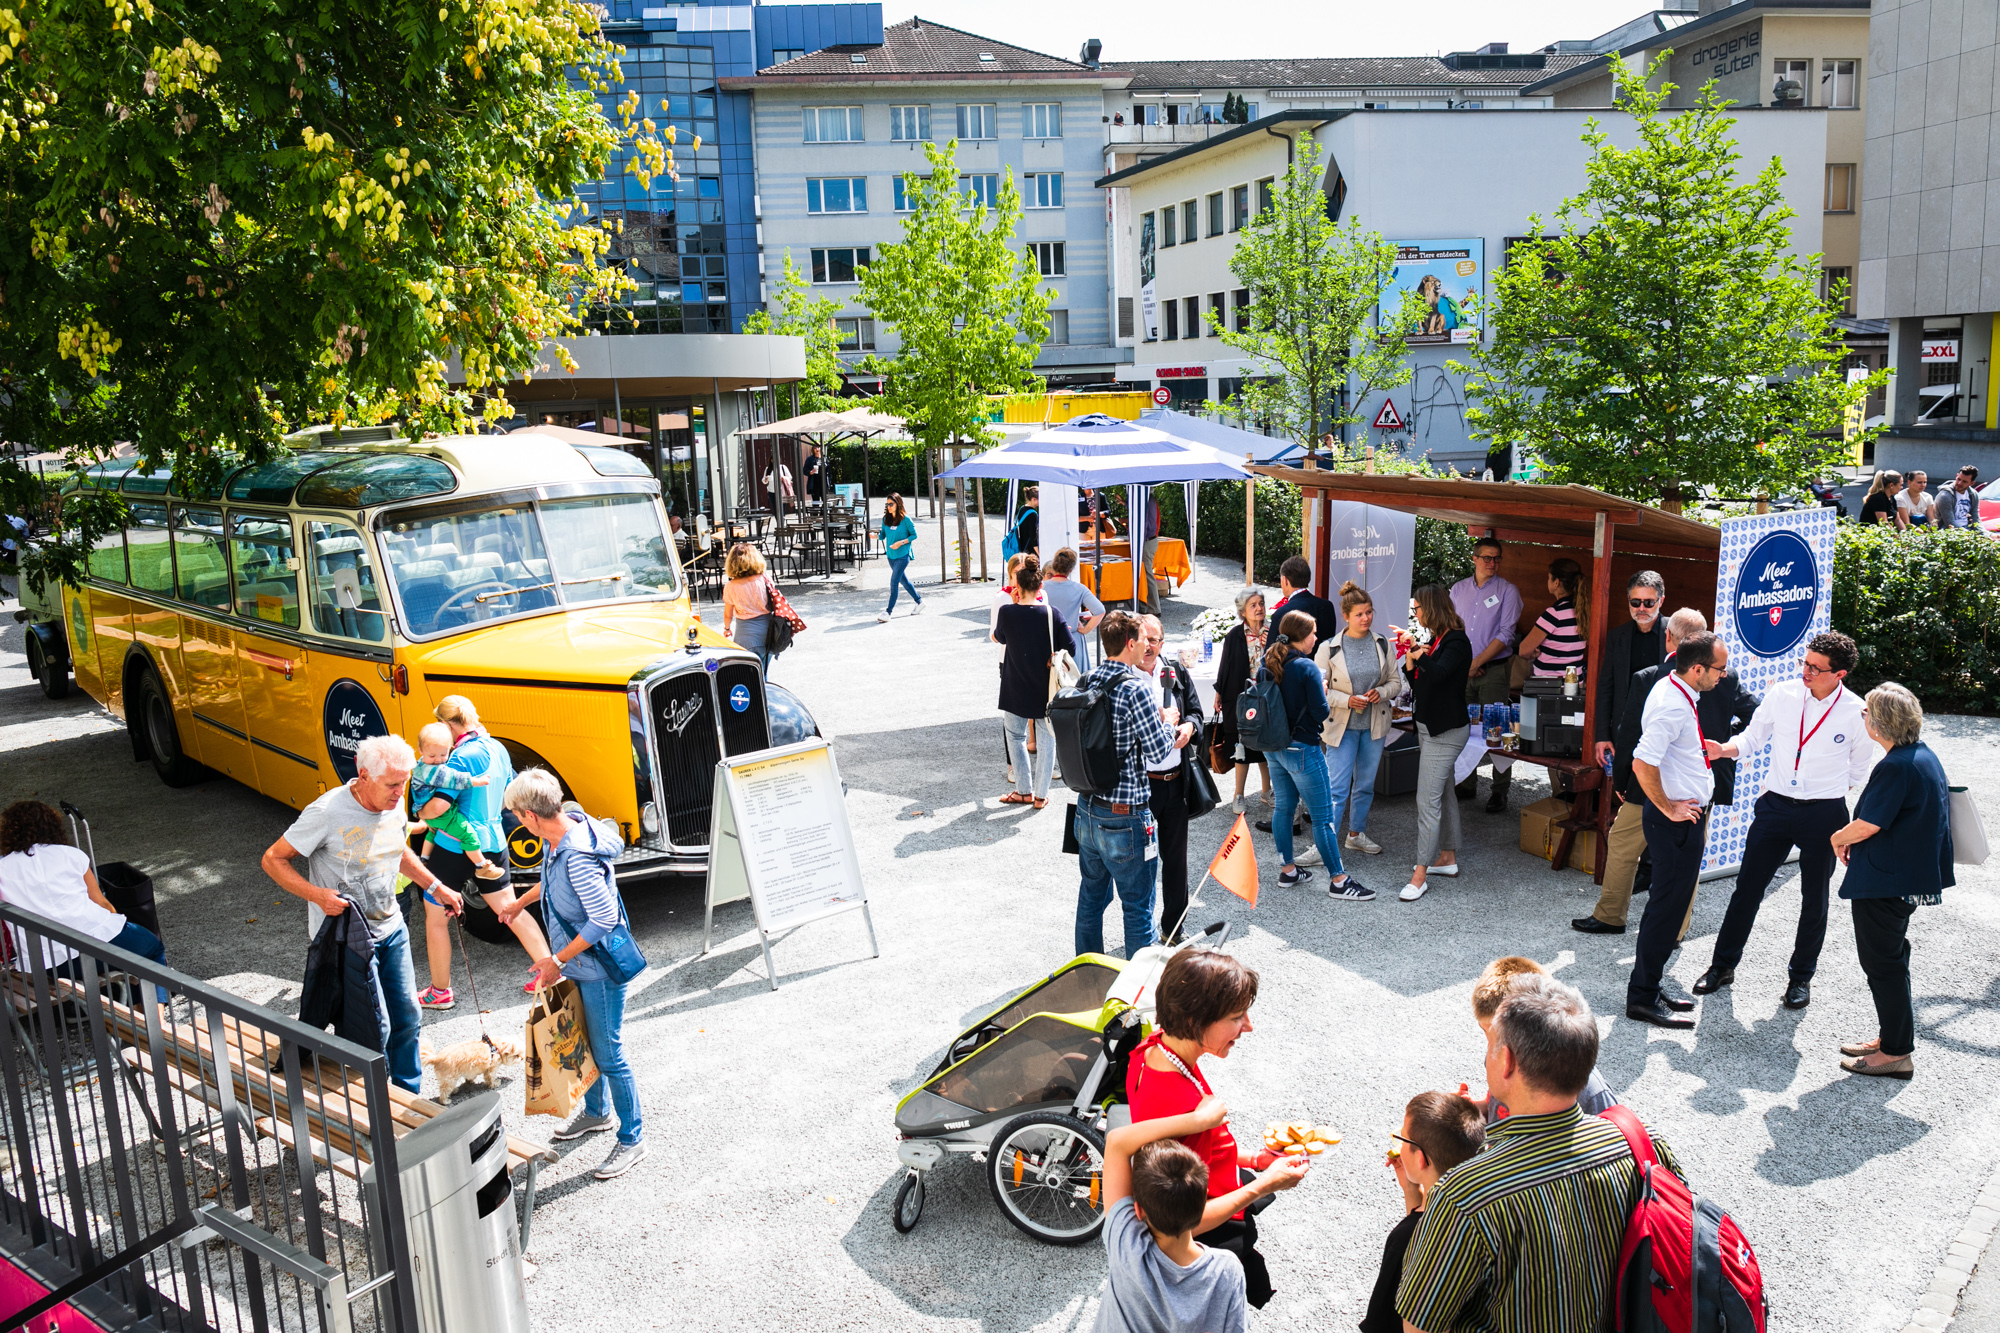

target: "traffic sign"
[1152,387,1172,405]
[1372,399,1406,430]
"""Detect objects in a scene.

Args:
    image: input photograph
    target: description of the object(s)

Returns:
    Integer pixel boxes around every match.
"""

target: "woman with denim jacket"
[499,769,648,1180]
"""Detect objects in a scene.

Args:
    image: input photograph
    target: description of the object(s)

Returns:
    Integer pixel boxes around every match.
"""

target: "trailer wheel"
[987,1111,1106,1246]
[892,1170,925,1233]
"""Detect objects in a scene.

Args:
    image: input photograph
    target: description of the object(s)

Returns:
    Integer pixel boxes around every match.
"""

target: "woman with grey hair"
[1212,584,1273,813]
[496,769,648,1177]
[1828,682,1952,1079]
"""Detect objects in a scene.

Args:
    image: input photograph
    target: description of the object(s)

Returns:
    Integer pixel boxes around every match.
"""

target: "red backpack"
[1600,1105,1767,1333]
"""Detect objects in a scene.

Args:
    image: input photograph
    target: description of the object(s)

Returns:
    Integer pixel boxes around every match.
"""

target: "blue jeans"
[1267,742,1346,878]
[886,557,921,613]
[371,925,424,1094]
[1326,727,1386,835]
[1003,712,1055,798]
[53,921,172,1004]
[1074,801,1158,958]
[576,977,644,1144]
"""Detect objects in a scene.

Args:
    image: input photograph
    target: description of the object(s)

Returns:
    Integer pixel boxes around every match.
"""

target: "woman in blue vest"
[416,695,551,1009]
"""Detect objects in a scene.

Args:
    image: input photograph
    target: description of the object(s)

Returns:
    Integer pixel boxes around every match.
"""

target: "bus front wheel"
[25,630,69,700]
[136,670,207,788]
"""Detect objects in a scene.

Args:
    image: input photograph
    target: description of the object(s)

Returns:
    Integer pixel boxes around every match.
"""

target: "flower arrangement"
[1190,606,1240,644]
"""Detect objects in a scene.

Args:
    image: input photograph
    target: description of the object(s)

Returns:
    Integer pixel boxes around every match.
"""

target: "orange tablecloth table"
[1078,538,1192,603]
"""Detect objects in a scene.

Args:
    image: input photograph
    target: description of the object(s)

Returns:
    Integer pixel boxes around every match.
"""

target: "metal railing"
[0,904,418,1333]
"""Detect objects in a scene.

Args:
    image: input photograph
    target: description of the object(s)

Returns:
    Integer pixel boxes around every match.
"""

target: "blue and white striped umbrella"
[935,414,1251,485]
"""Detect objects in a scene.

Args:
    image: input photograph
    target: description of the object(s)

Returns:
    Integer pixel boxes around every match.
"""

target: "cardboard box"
[1519,796,1598,872]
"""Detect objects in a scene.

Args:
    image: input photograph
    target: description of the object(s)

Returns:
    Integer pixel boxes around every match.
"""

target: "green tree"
[858,139,1051,455]
[1219,132,1424,451]
[1457,55,1883,509]
[0,0,683,584]
[742,251,846,414]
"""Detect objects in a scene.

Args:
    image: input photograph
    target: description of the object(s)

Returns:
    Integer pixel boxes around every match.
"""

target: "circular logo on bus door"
[729,683,751,713]
[323,679,389,784]
[1732,530,1818,658]
[507,826,545,873]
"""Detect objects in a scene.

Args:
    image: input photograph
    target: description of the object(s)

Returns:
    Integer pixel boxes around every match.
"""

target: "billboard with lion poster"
[1381,240,1484,345]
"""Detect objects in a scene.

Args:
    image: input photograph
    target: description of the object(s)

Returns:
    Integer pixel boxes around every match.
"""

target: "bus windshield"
[380,492,678,637]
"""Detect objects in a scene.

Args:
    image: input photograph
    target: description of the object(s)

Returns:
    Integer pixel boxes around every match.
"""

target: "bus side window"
[87,523,128,585]
[229,512,300,629]
[127,504,174,595]
[306,520,388,643]
[172,507,232,610]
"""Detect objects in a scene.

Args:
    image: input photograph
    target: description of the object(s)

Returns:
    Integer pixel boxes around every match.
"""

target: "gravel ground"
[4,519,1998,1333]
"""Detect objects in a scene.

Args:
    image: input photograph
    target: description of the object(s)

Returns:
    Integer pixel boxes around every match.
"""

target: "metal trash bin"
[370,1089,529,1333]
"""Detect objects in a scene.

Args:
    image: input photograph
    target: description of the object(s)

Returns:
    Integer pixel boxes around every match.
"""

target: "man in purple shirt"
[1450,537,1523,813]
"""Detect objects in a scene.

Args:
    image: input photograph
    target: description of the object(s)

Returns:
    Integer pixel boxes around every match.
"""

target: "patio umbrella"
[938,414,1251,612]
[1140,407,1298,585]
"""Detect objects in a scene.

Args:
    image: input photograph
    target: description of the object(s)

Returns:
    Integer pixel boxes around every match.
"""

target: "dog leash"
[450,913,499,1054]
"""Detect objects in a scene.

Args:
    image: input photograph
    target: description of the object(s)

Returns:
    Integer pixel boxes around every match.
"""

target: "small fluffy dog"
[422,1037,524,1103]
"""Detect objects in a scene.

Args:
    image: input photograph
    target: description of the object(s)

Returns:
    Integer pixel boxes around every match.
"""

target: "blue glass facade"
[578,3,882,334]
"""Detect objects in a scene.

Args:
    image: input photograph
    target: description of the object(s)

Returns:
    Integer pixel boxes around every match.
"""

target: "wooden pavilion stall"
[1249,467,1723,881]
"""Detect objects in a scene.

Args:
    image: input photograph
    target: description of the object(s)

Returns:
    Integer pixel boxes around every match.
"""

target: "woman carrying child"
[415,696,550,1009]
[1125,950,1310,1309]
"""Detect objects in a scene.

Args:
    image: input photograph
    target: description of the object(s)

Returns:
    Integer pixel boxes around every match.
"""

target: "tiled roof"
[1118,54,1601,91]
[755,17,1092,78]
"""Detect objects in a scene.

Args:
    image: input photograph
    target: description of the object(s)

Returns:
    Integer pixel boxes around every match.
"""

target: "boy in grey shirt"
[1096,1097,1247,1333]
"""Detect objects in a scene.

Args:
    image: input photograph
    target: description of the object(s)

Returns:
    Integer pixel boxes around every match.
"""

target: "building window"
[1206,192,1224,237]
[1772,59,1810,104]
[1027,241,1065,276]
[1233,288,1250,332]
[810,247,870,283]
[1161,207,1177,247]
[1822,59,1858,108]
[1048,309,1069,344]
[1025,103,1063,138]
[1182,296,1200,340]
[1229,184,1250,231]
[1118,297,1134,339]
[807,177,867,213]
[956,104,997,140]
[836,317,875,351]
[769,48,806,65]
[1821,266,1853,316]
[1824,163,1856,213]
[1181,200,1198,243]
[1162,299,1179,341]
[1256,177,1275,215]
[1026,173,1064,209]
[1208,293,1225,337]
[892,176,932,212]
[804,107,864,143]
[890,105,932,141]
[961,174,1000,209]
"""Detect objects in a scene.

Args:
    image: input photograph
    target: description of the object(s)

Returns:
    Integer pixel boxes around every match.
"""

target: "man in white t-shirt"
[260,733,463,1092]
[1693,631,1873,1011]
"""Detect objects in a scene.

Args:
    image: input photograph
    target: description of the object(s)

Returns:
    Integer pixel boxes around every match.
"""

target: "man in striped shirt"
[1397,975,1680,1333]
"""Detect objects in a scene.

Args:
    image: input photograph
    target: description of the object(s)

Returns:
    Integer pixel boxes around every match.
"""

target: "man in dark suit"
[1272,554,1341,645]
[1576,608,1757,936]
[1592,570,1668,772]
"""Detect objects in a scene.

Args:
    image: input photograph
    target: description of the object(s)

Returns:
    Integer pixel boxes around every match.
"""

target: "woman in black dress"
[990,557,1077,810]
[1212,585,1273,813]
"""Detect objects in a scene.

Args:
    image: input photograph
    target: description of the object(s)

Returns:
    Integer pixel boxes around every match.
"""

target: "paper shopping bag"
[523,978,599,1118]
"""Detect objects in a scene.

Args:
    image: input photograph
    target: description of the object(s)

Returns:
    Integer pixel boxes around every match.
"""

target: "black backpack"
[1048,675,1124,795]
[1235,664,1293,753]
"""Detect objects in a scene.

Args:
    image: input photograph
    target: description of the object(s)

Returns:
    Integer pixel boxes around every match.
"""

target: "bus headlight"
[640,802,660,836]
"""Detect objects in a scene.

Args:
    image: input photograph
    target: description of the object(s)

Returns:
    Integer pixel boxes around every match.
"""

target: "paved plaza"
[3,526,1998,1333]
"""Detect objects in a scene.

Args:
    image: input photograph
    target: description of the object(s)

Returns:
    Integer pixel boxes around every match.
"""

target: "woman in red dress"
[1126,950,1310,1308]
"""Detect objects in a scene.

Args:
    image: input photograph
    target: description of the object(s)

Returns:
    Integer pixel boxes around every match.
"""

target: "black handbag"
[1183,723,1222,818]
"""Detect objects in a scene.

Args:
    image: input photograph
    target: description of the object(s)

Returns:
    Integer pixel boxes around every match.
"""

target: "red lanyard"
[1796,691,1838,774]
[1669,677,1710,769]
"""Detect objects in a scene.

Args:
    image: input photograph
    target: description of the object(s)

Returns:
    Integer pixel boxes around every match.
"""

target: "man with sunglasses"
[1691,632,1872,1010]
[1592,571,1667,772]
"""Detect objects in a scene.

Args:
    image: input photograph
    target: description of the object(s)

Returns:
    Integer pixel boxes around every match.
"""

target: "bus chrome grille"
[647,663,771,852]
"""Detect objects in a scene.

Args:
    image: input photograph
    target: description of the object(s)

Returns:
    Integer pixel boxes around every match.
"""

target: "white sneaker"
[1399,879,1430,903]
[911,602,924,615]
[1293,845,1322,867]
[877,613,891,623]
[1344,832,1383,856]
[1231,796,1247,814]
[593,1140,648,1179]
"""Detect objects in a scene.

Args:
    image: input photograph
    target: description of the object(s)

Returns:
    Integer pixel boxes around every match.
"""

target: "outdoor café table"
[1077,537,1193,603]
[1489,747,1612,883]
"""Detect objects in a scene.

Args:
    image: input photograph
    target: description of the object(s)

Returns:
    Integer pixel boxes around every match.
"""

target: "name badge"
[1145,819,1159,860]
[1483,594,1500,608]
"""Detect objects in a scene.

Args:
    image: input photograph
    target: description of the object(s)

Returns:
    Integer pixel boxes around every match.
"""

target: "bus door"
[298,519,403,795]
[171,505,255,781]
[228,513,323,810]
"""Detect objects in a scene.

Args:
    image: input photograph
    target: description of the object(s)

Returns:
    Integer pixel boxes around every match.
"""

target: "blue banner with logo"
[1704,507,1837,873]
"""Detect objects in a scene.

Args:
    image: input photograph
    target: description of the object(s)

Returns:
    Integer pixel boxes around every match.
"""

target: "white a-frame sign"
[702,738,878,990]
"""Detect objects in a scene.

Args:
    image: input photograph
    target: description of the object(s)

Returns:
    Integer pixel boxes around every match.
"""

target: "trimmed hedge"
[1831,524,2000,715]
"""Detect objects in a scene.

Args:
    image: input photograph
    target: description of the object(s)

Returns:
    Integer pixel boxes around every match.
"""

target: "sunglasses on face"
[1629,599,1659,609]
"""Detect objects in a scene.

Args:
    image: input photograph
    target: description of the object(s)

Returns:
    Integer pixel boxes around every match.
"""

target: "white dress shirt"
[1731,678,1871,801]
[1147,658,1183,775]
[1633,673,1717,805]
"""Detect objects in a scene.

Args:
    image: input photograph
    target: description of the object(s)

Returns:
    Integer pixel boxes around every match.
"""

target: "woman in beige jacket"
[1313,581,1407,857]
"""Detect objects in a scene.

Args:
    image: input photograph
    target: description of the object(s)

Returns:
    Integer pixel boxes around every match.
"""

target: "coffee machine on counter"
[1518,666,1586,759]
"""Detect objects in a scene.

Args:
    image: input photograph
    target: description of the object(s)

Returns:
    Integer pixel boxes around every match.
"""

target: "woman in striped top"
[1517,557,1589,680]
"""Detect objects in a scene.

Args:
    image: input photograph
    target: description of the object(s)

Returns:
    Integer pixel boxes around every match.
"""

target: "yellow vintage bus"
[23,428,818,879]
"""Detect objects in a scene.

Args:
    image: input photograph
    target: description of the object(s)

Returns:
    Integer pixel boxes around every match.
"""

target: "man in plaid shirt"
[1075,611,1192,957]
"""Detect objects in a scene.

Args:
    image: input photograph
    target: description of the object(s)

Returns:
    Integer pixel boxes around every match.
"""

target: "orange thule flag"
[1207,814,1259,907]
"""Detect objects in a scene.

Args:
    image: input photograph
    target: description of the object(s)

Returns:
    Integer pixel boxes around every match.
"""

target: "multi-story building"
[1856,0,2000,478]
[1096,105,1829,468]
[730,17,1133,386]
